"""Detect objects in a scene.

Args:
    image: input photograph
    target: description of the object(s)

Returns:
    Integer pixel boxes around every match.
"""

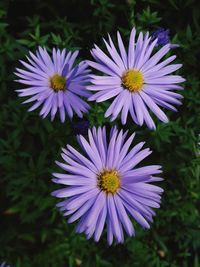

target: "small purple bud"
[152,27,179,49]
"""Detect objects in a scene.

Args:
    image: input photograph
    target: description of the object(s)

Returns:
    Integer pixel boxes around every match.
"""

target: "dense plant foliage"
[0,0,200,266]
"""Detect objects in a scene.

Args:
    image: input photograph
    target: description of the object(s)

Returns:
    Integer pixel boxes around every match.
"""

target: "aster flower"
[152,27,179,48]
[87,27,185,129]
[52,126,163,244]
[15,47,91,122]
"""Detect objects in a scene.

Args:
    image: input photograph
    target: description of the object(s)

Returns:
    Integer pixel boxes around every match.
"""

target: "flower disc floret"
[122,70,144,92]
[50,74,66,91]
[98,170,120,193]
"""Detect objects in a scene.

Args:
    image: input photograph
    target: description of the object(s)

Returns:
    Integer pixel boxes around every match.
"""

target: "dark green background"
[0,0,200,266]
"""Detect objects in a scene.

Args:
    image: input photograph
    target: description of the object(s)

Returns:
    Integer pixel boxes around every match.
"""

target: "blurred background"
[0,0,200,266]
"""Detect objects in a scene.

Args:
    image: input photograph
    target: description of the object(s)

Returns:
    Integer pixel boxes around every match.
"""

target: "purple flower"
[87,27,185,129]
[52,126,163,245]
[152,28,179,48]
[152,28,170,46]
[15,47,91,122]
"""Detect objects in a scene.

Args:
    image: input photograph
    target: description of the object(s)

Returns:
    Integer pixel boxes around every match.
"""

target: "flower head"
[52,127,163,244]
[87,28,185,129]
[15,47,91,122]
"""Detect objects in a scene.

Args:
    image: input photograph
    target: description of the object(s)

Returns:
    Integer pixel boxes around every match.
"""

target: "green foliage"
[0,0,200,266]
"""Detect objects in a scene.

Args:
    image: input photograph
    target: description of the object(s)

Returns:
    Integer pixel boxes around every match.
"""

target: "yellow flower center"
[50,74,66,91]
[121,69,144,92]
[98,170,121,194]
